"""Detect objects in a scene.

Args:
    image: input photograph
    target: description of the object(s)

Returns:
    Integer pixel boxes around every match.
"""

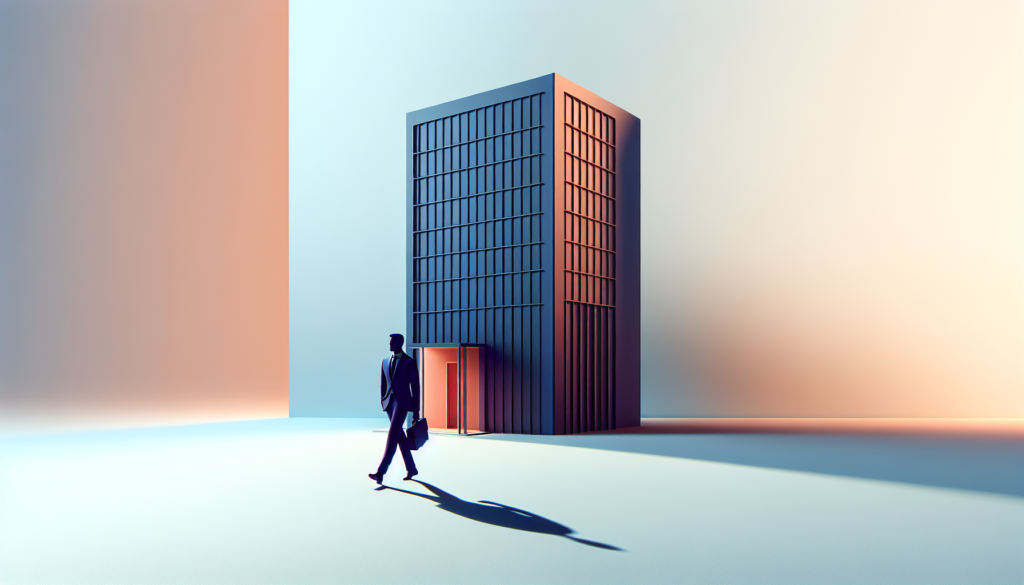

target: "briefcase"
[406,417,429,450]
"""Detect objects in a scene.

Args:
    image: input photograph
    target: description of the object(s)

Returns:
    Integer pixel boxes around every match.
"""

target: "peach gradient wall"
[0,0,289,429]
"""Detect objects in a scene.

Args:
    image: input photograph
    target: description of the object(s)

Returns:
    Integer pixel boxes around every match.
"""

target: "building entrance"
[416,345,484,434]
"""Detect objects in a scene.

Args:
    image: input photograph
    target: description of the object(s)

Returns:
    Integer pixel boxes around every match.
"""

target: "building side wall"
[561,91,618,433]
[554,75,641,432]
[617,111,642,428]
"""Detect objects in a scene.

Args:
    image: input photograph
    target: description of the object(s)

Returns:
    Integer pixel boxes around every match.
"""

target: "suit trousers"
[376,398,416,476]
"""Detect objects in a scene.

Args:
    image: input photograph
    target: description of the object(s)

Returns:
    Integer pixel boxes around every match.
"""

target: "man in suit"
[369,333,420,485]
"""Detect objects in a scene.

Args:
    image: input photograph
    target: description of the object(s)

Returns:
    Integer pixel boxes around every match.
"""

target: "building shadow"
[475,420,1024,499]
[379,480,624,551]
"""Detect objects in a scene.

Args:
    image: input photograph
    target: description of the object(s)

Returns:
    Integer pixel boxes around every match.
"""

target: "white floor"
[0,418,1021,584]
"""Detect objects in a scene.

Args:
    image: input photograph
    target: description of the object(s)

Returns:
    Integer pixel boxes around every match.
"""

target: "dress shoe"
[403,470,418,481]
[368,472,383,484]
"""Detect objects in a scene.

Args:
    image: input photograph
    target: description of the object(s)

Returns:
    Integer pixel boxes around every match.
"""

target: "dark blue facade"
[407,74,640,435]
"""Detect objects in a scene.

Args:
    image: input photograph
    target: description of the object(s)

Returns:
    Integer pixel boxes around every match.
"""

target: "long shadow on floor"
[380,480,623,551]
[475,424,1024,499]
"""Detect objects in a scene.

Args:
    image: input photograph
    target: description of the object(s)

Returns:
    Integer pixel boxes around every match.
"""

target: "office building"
[407,74,640,434]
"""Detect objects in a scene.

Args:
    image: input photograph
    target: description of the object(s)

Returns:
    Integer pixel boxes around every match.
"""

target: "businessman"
[369,333,420,485]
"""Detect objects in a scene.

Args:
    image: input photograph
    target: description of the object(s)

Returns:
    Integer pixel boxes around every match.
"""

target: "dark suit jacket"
[380,352,420,413]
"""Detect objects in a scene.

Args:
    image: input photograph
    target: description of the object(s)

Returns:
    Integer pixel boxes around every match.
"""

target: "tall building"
[407,74,639,435]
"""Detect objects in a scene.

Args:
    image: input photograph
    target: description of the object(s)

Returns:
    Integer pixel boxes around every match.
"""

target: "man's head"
[389,333,404,352]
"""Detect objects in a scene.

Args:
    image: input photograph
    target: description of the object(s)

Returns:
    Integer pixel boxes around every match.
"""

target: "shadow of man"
[380,480,623,551]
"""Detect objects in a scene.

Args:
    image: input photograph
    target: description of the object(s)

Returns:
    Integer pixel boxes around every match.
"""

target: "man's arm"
[380,361,387,401]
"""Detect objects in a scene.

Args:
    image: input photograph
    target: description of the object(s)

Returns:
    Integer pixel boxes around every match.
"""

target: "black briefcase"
[406,417,429,450]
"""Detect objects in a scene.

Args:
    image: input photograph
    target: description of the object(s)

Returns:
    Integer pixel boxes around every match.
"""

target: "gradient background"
[1,0,1020,430]
[0,0,289,430]
[291,0,1023,418]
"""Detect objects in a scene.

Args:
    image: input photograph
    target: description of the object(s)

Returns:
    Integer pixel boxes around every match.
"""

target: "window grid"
[412,94,545,356]
[563,93,616,434]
